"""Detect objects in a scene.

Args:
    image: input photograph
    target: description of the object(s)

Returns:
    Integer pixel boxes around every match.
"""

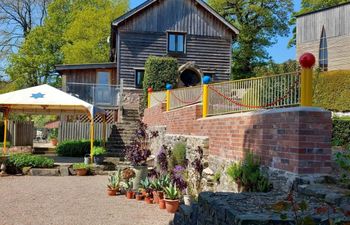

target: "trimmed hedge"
[56,140,102,157]
[314,70,350,112]
[332,117,350,147]
[6,154,54,169]
[143,56,178,107]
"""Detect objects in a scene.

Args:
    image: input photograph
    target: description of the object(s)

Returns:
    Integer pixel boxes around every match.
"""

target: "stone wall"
[122,89,142,109]
[144,103,332,175]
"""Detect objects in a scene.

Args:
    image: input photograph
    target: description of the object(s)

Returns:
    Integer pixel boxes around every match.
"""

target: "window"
[97,71,111,85]
[168,32,185,54]
[319,26,328,71]
[135,70,144,88]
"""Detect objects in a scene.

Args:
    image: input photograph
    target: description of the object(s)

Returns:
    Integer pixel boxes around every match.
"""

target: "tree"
[62,0,128,64]
[253,59,298,77]
[288,0,348,48]
[208,0,293,79]
[0,0,51,75]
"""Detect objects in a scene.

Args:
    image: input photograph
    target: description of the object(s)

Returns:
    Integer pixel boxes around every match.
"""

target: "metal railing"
[169,86,202,110]
[65,82,122,107]
[207,72,300,116]
[149,90,167,108]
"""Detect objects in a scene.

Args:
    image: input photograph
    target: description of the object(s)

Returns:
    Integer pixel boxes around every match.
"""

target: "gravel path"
[0,176,174,225]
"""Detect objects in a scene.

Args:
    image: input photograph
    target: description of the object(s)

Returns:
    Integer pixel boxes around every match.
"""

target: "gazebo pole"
[89,114,94,163]
[3,109,8,155]
[102,114,106,148]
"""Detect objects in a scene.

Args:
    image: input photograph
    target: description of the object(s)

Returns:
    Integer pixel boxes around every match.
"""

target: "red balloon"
[147,87,153,93]
[299,53,316,68]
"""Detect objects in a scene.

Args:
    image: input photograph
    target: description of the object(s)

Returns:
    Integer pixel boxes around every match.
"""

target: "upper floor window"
[168,32,185,54]
[319,26,328,71]
[135,70,144,88]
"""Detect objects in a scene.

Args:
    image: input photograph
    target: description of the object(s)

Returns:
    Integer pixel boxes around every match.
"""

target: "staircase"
[106,108,140,157]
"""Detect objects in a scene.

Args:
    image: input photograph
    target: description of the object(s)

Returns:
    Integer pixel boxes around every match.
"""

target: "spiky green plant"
[107,169,121,190]
[164,183,179,200]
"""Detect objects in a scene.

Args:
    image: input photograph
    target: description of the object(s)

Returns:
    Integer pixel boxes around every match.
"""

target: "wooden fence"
[0,121,34,146]
[58,122,116,142]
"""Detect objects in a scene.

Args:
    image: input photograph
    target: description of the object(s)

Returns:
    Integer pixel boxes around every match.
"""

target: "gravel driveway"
[0,176,174,225]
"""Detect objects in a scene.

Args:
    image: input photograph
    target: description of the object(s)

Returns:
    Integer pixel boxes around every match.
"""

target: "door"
[94,71,112,106]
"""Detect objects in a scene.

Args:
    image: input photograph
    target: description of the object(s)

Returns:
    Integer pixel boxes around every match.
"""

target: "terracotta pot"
[136,194,143,201]
[107,189,117,196]
[157,191,164,200]
[159,198,166,209]
[51,138,58,146]
[145,196,153,204]
[126,191,134,199]
[153,191,159,203]
[165,199,179,213]
[141,190,147,197]
[75,168,87,176]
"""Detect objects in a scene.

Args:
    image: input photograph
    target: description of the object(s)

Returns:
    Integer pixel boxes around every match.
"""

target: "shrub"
[6,154,54,169]
[72,163,89,170]
[143,56,178,107]
[169,142,187,170]
[332,117,350,147]
[92,146,106,156]
[56,139,102,157]
[226,152,272,192]
[313,70,350,112]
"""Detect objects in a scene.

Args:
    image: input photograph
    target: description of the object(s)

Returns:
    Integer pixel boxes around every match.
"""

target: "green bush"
[143,56,178,107]
[6,154,54,169]
[226,152,272,192]
[169,142,187,170]
[92,146,106,156]
[56,139,102,157]
[314,70,350,112]
[332,117,350,147]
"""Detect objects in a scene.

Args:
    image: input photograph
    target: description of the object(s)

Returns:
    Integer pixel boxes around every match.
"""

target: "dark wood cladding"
[61,68,117,85]
[118,0,233,39]
[119,31,231,87]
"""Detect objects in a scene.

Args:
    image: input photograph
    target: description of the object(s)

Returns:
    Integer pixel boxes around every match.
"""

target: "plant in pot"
[107,169,121,196]
[49,129,58,146]
[164,183,180,213]
[144,187,153,204]
[124,121,158,190]
[135,189,144,201]
[122,167,136,198]
[73,163,89,176]
[122,180,134,199]
[92,146,106,165]
[140,177,151,197]
[151,178,162,204]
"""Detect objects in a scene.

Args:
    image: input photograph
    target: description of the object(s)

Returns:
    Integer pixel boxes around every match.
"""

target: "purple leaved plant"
[171,165,187,191]
[156,145,169,173]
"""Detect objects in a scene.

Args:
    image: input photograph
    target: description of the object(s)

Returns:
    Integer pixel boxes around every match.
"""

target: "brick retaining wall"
[143,103,332,174]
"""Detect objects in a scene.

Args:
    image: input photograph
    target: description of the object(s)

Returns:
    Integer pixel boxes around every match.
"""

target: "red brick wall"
[143,104,332,174]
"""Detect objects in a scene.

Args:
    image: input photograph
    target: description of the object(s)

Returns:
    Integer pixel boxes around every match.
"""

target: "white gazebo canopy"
[0,84,106,161]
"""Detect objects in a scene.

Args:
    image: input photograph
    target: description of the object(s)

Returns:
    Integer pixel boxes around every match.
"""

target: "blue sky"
[130,0,302,63]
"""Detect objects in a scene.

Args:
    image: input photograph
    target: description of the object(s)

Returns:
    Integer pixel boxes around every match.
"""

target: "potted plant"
[135,191,143,201]
[124,121,158,190]
[73,163,89,176]
[92,146,106,165]
[49,129,58,146]
[144,189,153,204]
[123,180,134,199]
[164,183,180,213]
[107,170,121,196]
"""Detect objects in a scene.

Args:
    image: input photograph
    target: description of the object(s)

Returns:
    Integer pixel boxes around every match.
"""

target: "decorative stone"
[59,166,70,176]
[22,167,31,175]
[203,167,214,176]
[29,168,60,176]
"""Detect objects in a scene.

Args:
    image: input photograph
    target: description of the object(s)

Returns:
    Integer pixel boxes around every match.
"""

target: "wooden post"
[89,114,94,163]
[299,53,316,107]
[102,114,106,148]
[3,109,8,155]
[202,84,208,118]
[147,87,153,108]
[165,84,172,112]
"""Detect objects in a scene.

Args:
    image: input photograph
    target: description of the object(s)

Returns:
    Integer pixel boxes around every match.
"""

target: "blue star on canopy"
[31,92,45,99]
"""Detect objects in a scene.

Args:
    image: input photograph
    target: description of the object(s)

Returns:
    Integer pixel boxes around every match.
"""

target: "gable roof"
[112,0,239,35]
[296,1,350,18]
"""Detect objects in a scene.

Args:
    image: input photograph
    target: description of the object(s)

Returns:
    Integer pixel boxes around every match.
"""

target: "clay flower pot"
[51,138,58,146]
[159,198,166,209]
[157,191,164,200]
[136,194,143,201]
[153,191,159,203]
[107,189,118,196]
[145,196,153,204]
[75,168,88,176]
[165,199,179,213]
[126,191,134,199]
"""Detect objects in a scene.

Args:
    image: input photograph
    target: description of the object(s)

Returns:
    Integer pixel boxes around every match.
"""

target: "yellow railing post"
[3,109,8,155]
[147,87,153,108]
[165,84,172,112]
[202,75,211,118]
[202,84,208,118]
[299,53,315,106]
[89,114,94,163]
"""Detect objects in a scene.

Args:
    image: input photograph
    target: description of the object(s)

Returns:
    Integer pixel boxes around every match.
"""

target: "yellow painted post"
[166,90,170,112]
[147,88,153,108]
[102,114,106,148]
[3,110,8,155]
[202,84,208,118]
[90,115,94,163]
[299,53,315,107]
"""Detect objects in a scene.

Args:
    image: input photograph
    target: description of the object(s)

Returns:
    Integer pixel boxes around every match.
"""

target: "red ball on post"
[299,53,316,68]
[147,87,153,93]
